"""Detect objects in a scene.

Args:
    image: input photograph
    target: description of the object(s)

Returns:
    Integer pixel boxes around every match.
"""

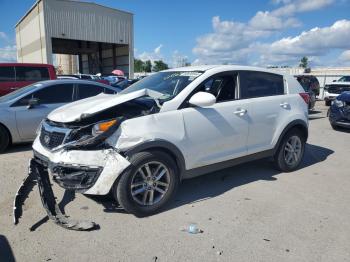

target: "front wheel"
[274,129,306,172]
[114,151,179,217]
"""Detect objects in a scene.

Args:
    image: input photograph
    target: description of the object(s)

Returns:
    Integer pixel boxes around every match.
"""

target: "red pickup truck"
[0,63,57,96]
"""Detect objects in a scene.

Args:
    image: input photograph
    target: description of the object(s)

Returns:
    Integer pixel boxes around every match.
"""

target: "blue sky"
[0,0,350,67]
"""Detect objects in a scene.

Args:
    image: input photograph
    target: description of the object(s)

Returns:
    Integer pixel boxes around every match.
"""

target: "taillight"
[299,92,310,105]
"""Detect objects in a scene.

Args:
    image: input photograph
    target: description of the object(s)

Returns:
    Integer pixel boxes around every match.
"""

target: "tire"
[0,125,10,153]
[331,123,339,130]
[325,100,331,106]
[114,150,179,217]
[274,128,306,172]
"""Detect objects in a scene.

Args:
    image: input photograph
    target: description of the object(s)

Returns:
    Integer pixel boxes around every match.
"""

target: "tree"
[153,60,169,72]
[299,57,309,68]
[144,60,152,73]
[134,59,145,72]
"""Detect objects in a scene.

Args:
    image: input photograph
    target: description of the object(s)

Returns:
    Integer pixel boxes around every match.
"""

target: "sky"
[0,0,350,68]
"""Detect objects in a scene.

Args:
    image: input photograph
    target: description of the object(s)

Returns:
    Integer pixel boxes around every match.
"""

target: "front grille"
[40,128,66,150]
[327,85,350,94]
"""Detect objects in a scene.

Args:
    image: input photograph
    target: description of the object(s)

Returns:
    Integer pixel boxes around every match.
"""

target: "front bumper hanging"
[13,158,99,231]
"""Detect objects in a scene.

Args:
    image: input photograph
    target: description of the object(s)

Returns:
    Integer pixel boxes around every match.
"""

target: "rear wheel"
[114,151,179,217]
[274,129,306,172]
[0,125,10,153]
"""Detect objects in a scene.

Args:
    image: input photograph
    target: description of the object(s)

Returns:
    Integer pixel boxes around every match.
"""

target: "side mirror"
[189,92,216,107]
[27,98,39,109]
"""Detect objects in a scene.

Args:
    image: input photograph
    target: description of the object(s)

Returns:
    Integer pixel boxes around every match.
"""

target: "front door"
[180,72,251,169]
[12,83,74,140]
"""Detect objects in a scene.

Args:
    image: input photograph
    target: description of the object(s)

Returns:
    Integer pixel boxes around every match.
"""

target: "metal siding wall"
[44,0,132,45]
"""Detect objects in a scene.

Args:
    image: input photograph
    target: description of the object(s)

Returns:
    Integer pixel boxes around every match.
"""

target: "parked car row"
[0,79,120,152]
[0,63,56,96]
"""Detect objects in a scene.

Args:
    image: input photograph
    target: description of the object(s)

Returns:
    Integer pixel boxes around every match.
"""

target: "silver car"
[0,79,120,152]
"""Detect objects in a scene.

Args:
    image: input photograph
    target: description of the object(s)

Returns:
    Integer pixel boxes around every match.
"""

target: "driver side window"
[197,72,237,103]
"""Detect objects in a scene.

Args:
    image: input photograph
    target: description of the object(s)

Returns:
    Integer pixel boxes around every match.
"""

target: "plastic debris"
[181,223,203,234]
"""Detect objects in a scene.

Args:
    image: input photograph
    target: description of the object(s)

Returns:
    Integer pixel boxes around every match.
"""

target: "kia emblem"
[44,135,50,145]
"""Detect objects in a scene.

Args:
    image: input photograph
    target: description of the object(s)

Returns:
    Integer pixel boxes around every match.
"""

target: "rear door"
[14,66,51,91]
[0,66,16,96]
[239,71,288,154]
[12,83,74,140]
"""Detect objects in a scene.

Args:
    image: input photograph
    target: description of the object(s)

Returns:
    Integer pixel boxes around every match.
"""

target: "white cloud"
[261,19,350,61]
[338,50,350,65]
[0,45,17,62]
[192,0,347,66]
[138,44,163,63]
[272,0,334,16]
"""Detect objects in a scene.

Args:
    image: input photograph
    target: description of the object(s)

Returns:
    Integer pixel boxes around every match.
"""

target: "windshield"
[0,83,41,103]
[338,76,350,82]
[120,71,203,101]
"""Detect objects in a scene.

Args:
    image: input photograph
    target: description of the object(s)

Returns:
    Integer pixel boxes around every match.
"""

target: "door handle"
[10,87,19,90]
[280,102,289,109]
[234,109,247,116]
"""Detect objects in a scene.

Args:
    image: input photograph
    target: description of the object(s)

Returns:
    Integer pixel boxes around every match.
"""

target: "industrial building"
[15,0,134,77]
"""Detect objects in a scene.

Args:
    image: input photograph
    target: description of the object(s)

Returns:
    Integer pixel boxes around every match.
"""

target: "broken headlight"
[333,99,345,108]
[65,117,123,149]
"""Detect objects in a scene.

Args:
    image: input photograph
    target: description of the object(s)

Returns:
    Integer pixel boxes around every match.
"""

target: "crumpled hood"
[48,89,161,123]
[337,91,350,102]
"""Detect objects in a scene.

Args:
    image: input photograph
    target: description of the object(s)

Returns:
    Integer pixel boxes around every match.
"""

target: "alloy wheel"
[284,135,302,166]
[130,161,170,206]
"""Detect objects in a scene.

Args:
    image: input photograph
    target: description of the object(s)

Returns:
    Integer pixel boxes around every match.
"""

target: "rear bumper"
[32,138,131,195]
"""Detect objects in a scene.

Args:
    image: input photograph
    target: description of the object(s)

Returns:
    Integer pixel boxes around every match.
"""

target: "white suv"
[28,65,309,218]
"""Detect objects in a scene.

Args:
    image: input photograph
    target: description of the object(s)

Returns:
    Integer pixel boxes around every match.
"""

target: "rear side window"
[240,71,284,99]
[104,88,117,94]
[0,66,15,82]
[14,84,74,106]
[16,67,50,81]
[77,84,104,99]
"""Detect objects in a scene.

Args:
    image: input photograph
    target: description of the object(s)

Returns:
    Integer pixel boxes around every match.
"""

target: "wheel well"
[146,147,184,179]
[0,122,12,145]
[274,121,308,154]
[290,124,308,141]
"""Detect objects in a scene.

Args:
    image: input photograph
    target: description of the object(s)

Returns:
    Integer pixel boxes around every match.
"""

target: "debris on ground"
[180,223,204,234]
[263,238,271,242]
[216,250,223,256]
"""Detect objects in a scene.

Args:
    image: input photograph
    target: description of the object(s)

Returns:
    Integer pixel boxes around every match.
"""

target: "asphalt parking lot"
[0,101,349,262]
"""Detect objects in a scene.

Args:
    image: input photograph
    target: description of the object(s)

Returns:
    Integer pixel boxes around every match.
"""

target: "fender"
[123,139,186,179]
[273,119,308,154]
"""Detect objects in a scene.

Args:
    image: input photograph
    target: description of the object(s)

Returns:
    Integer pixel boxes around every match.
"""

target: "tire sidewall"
[115,151,179,217]
[276,129,306,172]
[0,125,10,153]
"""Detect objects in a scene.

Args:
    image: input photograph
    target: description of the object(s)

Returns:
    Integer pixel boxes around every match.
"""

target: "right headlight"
[64,117,123,150]
[332,99,345,108]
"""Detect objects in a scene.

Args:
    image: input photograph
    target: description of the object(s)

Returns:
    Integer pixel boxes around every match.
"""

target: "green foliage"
[134,59,144,72]
[134,58,169,72]
[144,60,152,72]
[153,60,169,72]
[299,57,309,68]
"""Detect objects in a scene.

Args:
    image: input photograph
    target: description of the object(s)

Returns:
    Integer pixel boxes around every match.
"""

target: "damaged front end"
[14,92,160,230]
[329,92,350,129]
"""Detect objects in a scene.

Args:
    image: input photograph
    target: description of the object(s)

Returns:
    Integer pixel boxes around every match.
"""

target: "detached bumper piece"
[14,159,99,231]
